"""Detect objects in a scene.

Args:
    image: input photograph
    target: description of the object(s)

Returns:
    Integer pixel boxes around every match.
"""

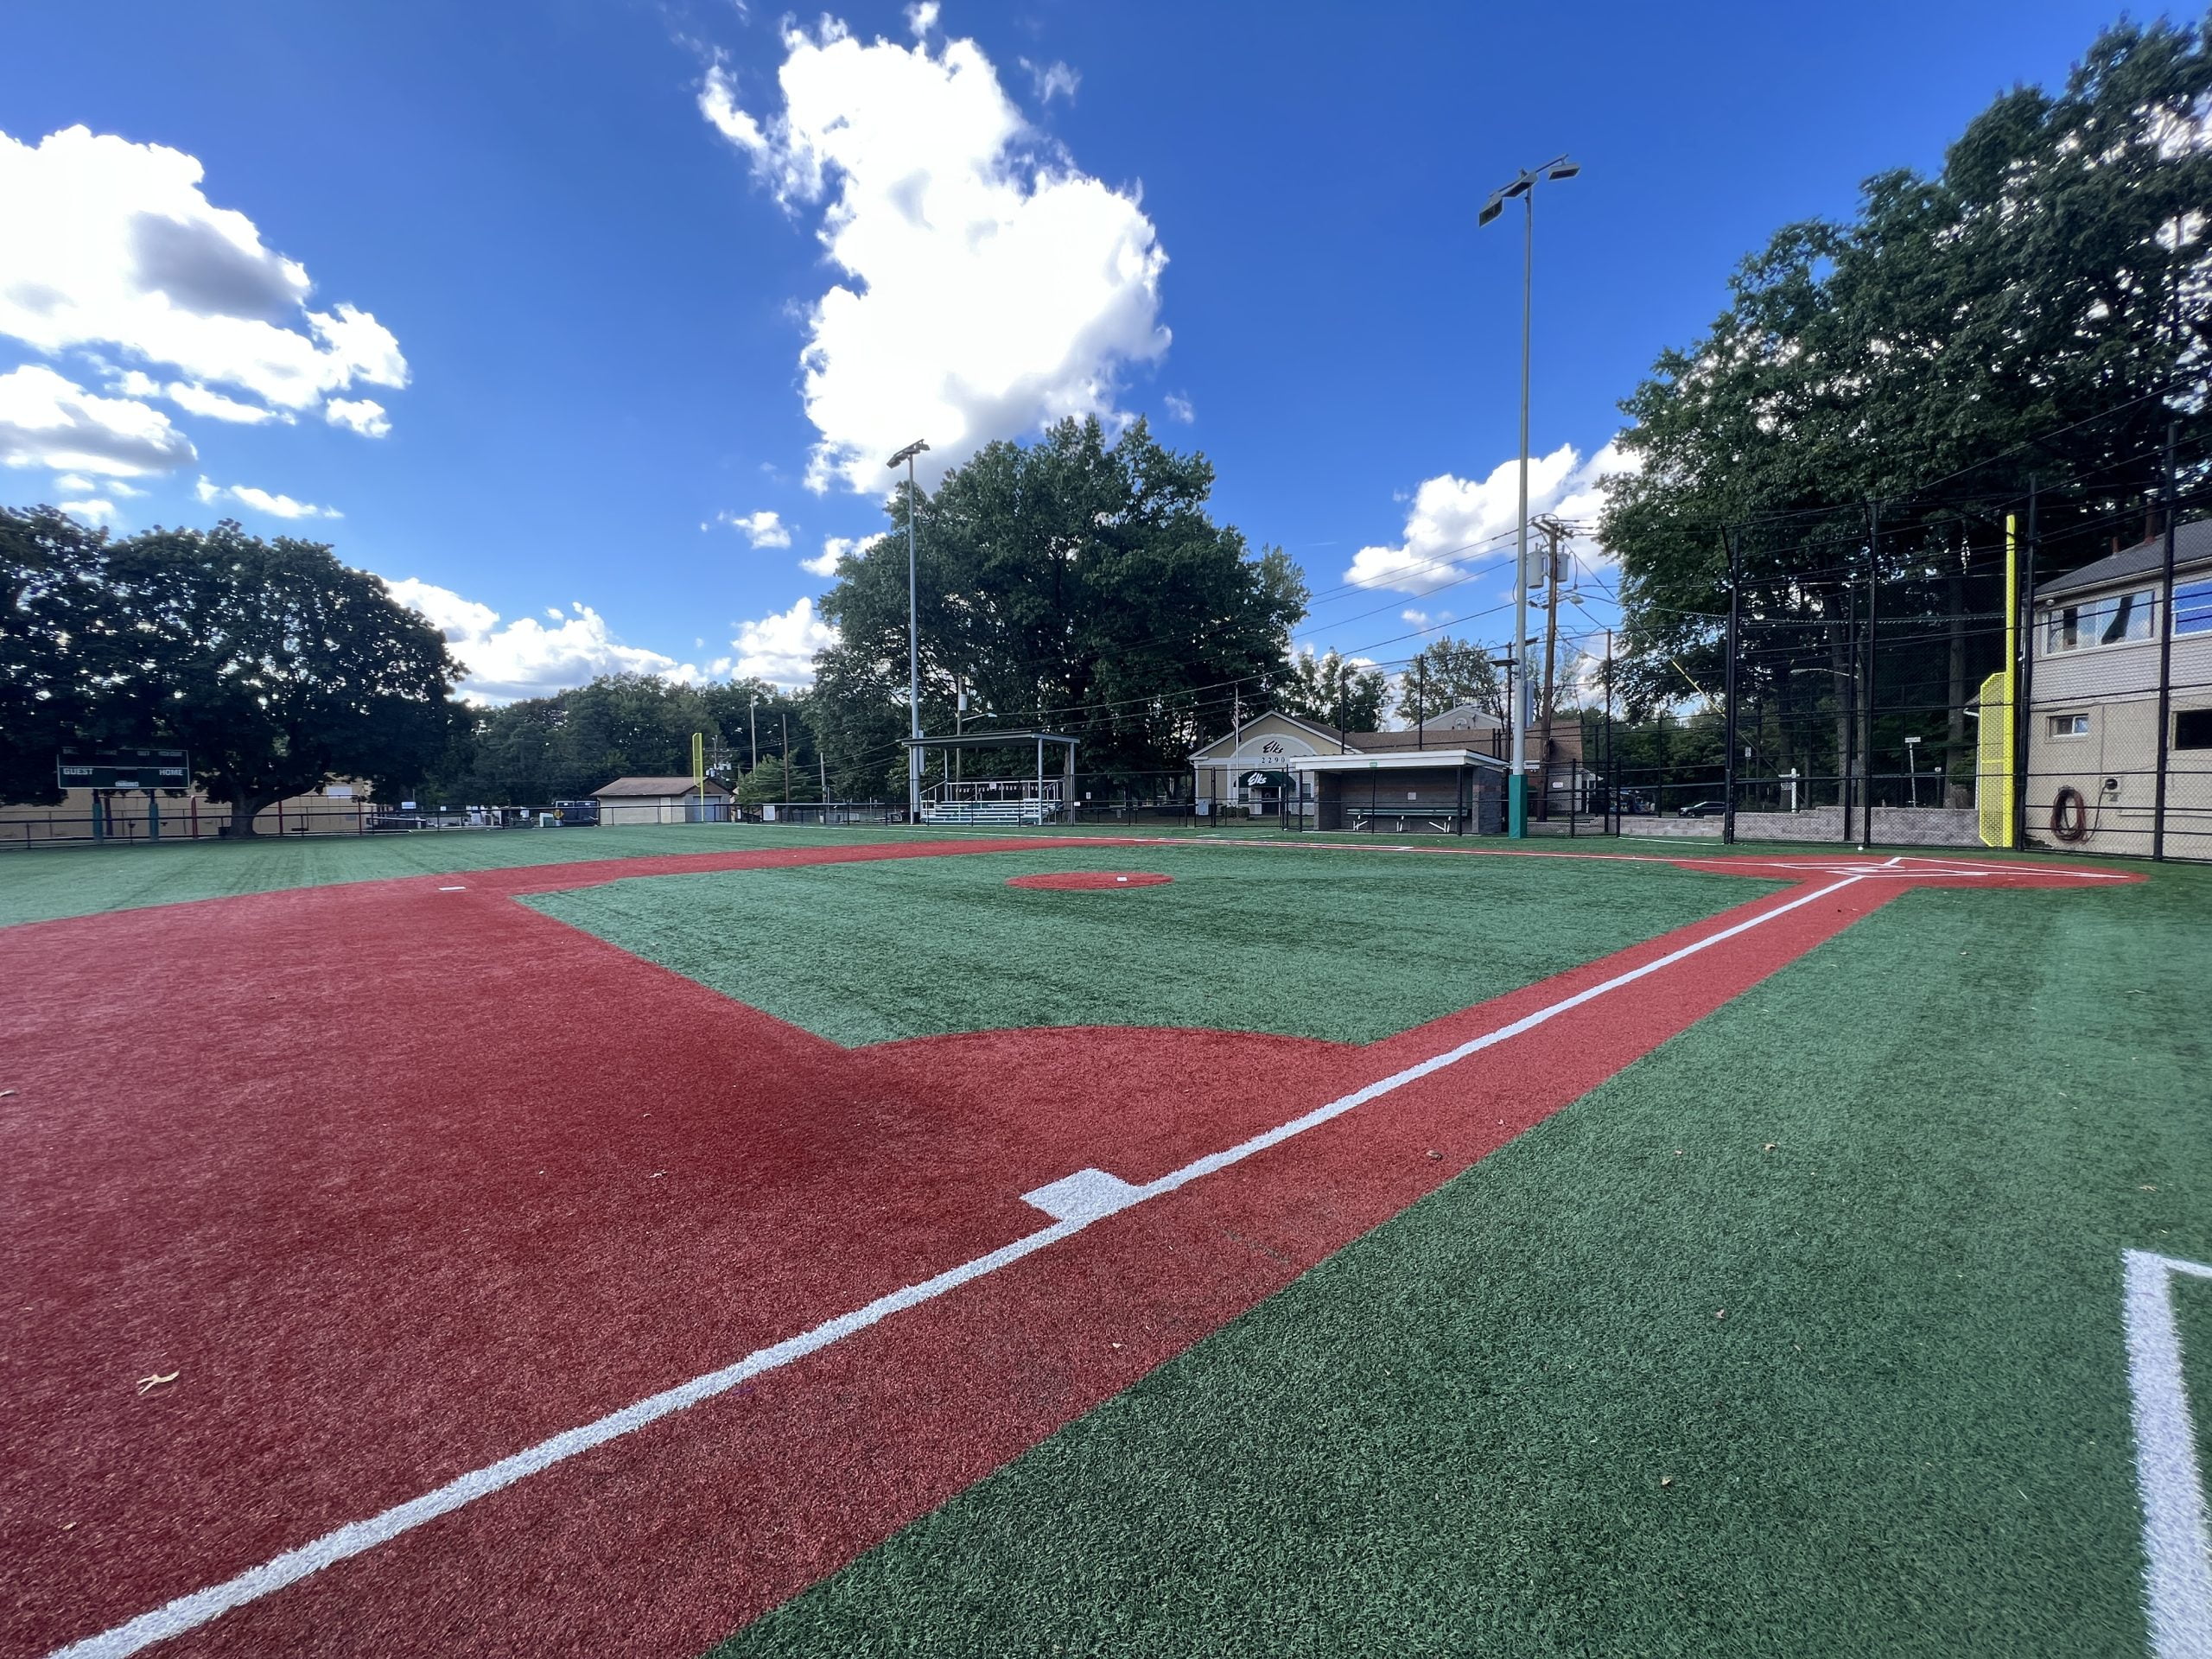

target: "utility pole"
[748,697,758,772]
[780,707,790,804]
[1534,516,1565,820]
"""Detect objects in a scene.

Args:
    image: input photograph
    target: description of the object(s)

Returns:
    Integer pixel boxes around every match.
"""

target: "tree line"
[2,508,459,830]
[1597,17,2210,795]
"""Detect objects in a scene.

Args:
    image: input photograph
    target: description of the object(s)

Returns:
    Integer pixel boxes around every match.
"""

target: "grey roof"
[2036,518,2212,600]
[593,775,732,798]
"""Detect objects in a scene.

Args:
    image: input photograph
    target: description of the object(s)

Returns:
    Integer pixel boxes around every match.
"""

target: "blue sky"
[0,0,2135,702]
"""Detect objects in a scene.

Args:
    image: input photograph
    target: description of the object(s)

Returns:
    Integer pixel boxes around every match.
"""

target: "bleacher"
[921,800,1051,825]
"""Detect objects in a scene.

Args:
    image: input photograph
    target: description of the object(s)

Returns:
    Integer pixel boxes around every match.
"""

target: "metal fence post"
[1723,526,1740,846]
[2153,420,2179,861]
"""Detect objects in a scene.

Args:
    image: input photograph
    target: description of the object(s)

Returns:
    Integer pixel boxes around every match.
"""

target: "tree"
[1277,646,1388,733]
[813,416,1307,795]
[88,523,461,830]
[1,507,111,804]
[1395,636,1503,723]
[1601,18,2212,734]
[2,512,463,824]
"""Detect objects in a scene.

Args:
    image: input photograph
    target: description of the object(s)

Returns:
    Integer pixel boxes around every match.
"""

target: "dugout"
[1294,750,1508,835]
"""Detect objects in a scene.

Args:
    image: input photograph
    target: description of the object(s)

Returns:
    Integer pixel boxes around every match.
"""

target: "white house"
[2024,518,2212,858]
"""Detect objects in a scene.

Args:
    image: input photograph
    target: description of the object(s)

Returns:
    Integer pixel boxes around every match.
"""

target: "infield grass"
[522,844,1781,1046]
[715,863,2212,1658]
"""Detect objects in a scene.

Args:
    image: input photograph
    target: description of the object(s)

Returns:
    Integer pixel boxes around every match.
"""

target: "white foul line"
[2125,1249,2212,1659]
[49,874,1865,1659]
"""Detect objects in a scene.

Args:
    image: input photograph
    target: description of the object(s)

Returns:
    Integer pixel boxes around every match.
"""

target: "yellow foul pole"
[1979,519,2020,848]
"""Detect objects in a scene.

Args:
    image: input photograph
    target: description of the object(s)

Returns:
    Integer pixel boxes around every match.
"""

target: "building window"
[2044,588,2156,653]
[2177,709,2212,751]
[2177,580,2212,638]
[2048,713,2090,738]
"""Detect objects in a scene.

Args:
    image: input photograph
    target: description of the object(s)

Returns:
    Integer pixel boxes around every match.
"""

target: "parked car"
[1676,799,1730,817]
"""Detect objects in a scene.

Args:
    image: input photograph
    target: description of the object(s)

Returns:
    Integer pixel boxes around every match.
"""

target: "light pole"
[1480,154,1578,838]
[887,439,930,823]
[1904,734,1921,808]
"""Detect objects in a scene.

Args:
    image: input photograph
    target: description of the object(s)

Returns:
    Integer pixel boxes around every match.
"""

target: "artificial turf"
[520,845,1779,1046]
[712,862,2212,1658]
[0,823,936,929]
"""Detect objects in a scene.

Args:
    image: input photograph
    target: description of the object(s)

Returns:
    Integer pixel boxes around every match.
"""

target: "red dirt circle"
[1006,871,1174,891]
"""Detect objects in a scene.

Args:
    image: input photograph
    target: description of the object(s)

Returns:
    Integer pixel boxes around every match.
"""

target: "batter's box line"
[2126,1249,2212,1659]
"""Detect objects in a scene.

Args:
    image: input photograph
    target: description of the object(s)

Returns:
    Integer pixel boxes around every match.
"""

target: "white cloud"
[0,125,405,419]
[54,470,140,497]
[0,363,195,475]
[717,507,793,547]
[700,21,1168,493]
[732,594,837,682]
[1020,58,1080,104]
[325,397,391,437]
[905,2,939,37]
[384,578,722,704]
[1162,391,1193,423]
[1344,440,1637,596]
[58,498,115,523]
[194,475,340,519]
[164,380,286,423]
[802,533,860,576]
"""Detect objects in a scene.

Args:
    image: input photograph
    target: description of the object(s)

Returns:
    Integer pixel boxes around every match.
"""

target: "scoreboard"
[56,747,192,791]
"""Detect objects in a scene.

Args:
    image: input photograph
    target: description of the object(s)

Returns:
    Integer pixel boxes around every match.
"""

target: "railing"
[924,779,1065,804]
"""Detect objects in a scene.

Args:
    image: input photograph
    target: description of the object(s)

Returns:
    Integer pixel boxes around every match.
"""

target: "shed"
[590,775,733,826]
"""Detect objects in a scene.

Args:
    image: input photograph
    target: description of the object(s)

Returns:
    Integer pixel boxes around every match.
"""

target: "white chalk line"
[2125,1249,2212,1659]
[50,874,1866,1659]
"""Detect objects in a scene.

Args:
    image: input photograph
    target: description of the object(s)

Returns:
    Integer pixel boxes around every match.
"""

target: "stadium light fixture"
[887,438,931,823]
[1479,154,1577,838]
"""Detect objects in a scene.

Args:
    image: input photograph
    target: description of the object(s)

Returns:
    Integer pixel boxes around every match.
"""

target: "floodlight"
[1478,196,1504,227]
[887,439,931,468]
[1546,160,1580,180]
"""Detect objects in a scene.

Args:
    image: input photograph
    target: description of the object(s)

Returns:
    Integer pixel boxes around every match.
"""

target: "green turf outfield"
[521,846,1779,1046]
[713,863,2212,1658]
[0,824,899,928]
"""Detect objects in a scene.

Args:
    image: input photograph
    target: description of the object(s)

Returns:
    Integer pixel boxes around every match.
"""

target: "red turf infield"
[0,844,2130,1658]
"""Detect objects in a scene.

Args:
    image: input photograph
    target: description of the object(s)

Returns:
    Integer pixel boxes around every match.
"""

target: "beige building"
[591,775,733,826]
[2024,519,2212,859]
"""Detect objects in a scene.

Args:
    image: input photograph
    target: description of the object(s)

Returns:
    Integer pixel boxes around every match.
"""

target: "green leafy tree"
[1395,636,1503,723]
[1277,646,1388,733]
[814,416,1307,794]
[1,507,112,804]
[62,521,463,831]
[1601,17,2212,761]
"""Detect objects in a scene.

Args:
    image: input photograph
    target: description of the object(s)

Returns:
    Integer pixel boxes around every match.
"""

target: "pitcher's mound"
[1007,872,1173,891]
